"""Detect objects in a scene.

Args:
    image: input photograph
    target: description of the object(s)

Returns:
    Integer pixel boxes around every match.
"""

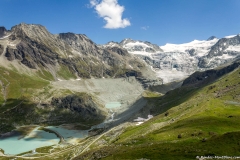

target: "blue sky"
[1,0,240,45]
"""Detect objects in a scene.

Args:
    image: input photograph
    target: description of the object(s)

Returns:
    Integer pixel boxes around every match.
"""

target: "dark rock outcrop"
[51,94,104,120]
[199,35,240,68]
[107,46,129,56]
[0,27,7,38]
[183,61,240,87]
[0,23,151,80]
[5,40,57,69]
[0,44,4,55]
[188,48,196,56]
[5,47,17,61]
[207,36,217,41]
[58,33,99,56]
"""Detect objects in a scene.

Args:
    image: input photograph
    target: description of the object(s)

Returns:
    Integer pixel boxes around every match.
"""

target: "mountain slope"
[75,61,240,160]
[103,36,240,83]
[0,66,106,134]
[0,23,155,80]
[0,23,161,134]
[199,35,240,68]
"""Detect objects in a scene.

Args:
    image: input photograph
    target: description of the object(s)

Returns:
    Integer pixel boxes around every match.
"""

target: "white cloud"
[90,0,98,7]
[141,26,149,30]
[90,0,131,29]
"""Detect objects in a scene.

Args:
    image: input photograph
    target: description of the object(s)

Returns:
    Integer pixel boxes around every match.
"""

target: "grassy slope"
[0,66,106,134]
[0,67,49,110]
[0,67,50,132]
[57,64,77,80]
[78,67,240,160]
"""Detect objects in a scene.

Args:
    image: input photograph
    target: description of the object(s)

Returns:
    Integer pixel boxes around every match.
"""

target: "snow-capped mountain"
[103,39,162,56]
[120,39,163,54]
[161,38,219,57]
[198,34,240,68]
[103,35,240,83]
[0,23,159,83]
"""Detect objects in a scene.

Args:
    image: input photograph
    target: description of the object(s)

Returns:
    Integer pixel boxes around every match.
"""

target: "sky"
[1,0,240,46]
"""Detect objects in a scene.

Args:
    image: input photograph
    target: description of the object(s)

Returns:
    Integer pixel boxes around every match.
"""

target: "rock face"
[120,39,163,53]
[199,35,240,68]
[0,23,154,80]
[182,61,240,87]
[207,36,217,41]
[103,35,240,83]
[0,93,106,134]
[0,45,4,55]
[103,39,163,54]
[107,46,129,56]
[51,94,105,121]
[0,27,7,38]
[3,23,240,85]
[58,33,99,56]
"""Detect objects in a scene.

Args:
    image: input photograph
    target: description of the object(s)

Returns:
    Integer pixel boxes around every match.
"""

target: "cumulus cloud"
[90,0,131,29]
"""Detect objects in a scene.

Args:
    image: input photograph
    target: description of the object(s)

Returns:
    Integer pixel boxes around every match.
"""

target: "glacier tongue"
[155,69,190,84]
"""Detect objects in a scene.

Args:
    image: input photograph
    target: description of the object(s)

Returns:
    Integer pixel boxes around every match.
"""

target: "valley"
[0,23,240,160]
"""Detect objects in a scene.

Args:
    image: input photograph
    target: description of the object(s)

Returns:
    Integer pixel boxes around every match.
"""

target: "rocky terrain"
[0,27,8,38]
[1,23,240,160]
[199,35,240,68]
[0,23,158,82]
[182,61,240,87]
[0,23,161,135]
[71,59,240,160]
[103,36,240,83]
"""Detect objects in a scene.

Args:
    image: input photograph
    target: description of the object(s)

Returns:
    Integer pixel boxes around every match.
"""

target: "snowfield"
[225,45,240,52]
[225,35,237,38]
[160,38,219,57]
[102,35,240,84]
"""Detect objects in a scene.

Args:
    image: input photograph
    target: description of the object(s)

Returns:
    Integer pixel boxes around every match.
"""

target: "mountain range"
[1,23,240,159]
[1,23,240,84]
[102,35,240,83]
[0,23,151,79]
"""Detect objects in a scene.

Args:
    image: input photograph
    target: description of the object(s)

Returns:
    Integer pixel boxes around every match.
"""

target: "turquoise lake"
[46,126,88,140]
[105,102,121,109]
[0,101,119,155]
[0,127,59,155]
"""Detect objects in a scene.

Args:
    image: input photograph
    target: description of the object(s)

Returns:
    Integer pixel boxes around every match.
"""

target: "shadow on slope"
[74,61,240,160]
[0,96,106,134]
[146,60,240,117]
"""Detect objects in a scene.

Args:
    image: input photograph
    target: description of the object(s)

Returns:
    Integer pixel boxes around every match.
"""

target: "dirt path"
[70,126,118,159]
[2,100,23,114]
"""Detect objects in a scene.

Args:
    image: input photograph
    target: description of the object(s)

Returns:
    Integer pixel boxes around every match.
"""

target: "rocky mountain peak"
[103,41,121,48]
[58,32,90,41]
[120,38,135,45]
[12,23,47,31]
[0,23,156,81]
[11,23,53,41]
[207,36,217,41]
[118,38,163,53]
[58,32,99,55]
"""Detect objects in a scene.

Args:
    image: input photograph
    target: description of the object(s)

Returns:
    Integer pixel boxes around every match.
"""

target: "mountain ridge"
[102,35,240,83]
[74,59,240,160]
[1,23,240,159]
[0,23,159,83]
